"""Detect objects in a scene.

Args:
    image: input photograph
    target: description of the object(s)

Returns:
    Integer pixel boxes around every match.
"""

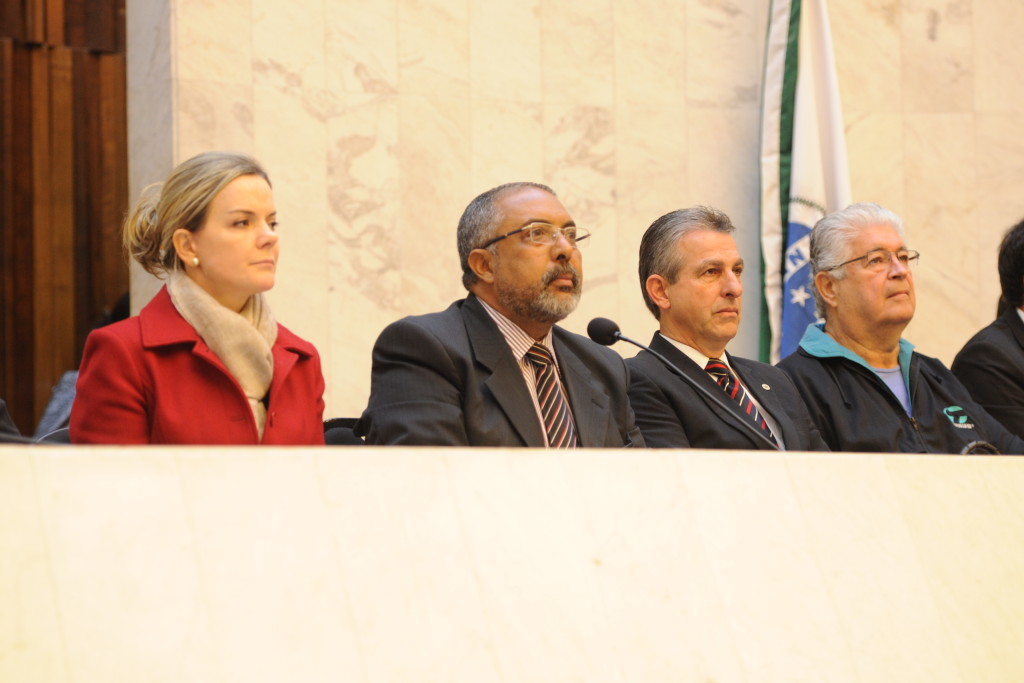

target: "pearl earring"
[191,257,199,267]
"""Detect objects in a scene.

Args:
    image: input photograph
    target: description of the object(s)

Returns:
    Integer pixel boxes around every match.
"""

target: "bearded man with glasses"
[356,182,644,448]
[777,202,1023,454]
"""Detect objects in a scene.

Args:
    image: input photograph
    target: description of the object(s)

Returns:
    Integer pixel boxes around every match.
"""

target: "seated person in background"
[356,182,644,448]
[952,218,1024,436]
[625,207,827,450]
[777,202,1023,454]
[70,151,325,445]
[0,398,25,443]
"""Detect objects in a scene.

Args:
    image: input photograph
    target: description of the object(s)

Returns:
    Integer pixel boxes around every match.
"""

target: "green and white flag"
[760,0,851,363]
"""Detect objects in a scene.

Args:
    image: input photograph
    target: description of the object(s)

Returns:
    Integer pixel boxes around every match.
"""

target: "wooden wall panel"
[65,0,121,53]
[0,0,23,40]
[0,0,126,433]
[36,47,76,413]
[22,0,43,43]
[73,49,127,354]
[0,39,14,429]
[5,45,40,432]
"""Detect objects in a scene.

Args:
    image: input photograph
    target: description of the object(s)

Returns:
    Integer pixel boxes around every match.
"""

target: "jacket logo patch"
[943,406,976,430]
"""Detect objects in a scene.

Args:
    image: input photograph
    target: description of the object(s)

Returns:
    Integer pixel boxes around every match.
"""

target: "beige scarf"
[167,270,278,439]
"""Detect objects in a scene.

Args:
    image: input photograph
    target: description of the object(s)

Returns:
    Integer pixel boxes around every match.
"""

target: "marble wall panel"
[443,451,615,680]
[125,0,1024,415]
[252,0,327,92]
[540,0,614,107]
[251,83,333,405]
[469,0,542,103]
[174,80,255,156]
[395,94,472,313]
[126,0,174,315]
[975,114,1024,312]
[974,0,1024,113]
[901,113,977,362]
[563,451,746,680]
[543,104,617,338]
[398,0,470,99]
[8,448,1024,679]
[900,0,972,113]
[174,452,362,680]
[687,107,762,358]
[682,452,852,677]
[613,103,689,342]
[324,2,398,97]
[787,455,961,680]
[469,99,544,191]
[886,456,1024,677]
[326,94,401,412]
[832,0,901,116]
[31,453,218,681]
[0,453,64,683]
[175,0,252,84]
[315,451,498,681]
[844,112,905,211]
[612,0,687,107]
[685,0,762,109]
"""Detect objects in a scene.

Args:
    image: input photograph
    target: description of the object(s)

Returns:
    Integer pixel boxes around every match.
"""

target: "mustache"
[543,265,580,289]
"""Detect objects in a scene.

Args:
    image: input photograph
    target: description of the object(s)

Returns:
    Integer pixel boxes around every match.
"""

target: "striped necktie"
[525,343,578,448]
[705,358,777,446]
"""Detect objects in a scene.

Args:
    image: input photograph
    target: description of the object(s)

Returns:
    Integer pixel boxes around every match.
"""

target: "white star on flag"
[789,285,812,308]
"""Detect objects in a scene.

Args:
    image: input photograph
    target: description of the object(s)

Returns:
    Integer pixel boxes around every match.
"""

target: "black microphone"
[587,317,625,346]
[588,317,780,451]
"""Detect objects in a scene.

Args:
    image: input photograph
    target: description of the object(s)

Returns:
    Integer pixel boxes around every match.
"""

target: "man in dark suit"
[952,217,1024,436]
[356,182,644,447]
[626,207,827,450]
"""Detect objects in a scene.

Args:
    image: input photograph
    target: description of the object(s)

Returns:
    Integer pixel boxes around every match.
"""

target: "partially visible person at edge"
[777,202,1024,454]
[952,218,1024,436]
[70,151,325,445]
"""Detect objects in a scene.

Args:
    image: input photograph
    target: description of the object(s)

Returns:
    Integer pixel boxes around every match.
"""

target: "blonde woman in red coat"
[70,152,325,445]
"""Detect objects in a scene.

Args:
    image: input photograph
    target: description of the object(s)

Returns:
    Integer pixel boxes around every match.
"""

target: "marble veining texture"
[124,0,1024,417]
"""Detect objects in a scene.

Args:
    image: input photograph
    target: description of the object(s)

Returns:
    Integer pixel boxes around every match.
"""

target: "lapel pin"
[761,384,771,390]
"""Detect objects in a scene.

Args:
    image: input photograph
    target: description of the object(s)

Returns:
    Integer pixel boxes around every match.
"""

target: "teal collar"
[798,322,914,390]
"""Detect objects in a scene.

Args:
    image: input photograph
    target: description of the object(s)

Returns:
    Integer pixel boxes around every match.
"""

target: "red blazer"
[70,287,325,445]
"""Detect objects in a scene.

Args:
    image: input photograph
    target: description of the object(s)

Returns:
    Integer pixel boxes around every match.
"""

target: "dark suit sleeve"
[357,318,472,446]
[776,354,844,451]
[765,369,830,452]
[953,340,1024,438]
[626,359,692,449]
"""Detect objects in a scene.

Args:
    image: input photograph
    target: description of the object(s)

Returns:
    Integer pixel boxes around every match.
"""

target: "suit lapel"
[462,297,547,447]
[553,330,608,448]
[649,334,769,448]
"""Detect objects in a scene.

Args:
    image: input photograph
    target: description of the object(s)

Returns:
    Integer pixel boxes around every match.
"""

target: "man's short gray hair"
[638,206,736,319]
[457,182,557,291]
[810,202,905,317]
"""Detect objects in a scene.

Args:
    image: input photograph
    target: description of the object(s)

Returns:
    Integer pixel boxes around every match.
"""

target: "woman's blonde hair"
[124,151,271,276]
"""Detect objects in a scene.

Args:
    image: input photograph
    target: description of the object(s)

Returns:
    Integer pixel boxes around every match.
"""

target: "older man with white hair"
[777,202,1023,454]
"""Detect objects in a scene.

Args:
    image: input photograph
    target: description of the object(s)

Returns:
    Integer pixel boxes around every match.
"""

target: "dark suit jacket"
[626,333,828,450]
[356,295,644,447]
[952,307,1024,436]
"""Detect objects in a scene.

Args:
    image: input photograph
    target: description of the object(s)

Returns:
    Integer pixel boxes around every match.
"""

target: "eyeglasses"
[826,248,920,273]
[479,223,590,250]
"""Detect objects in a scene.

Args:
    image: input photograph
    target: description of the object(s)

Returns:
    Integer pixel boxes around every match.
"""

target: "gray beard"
[494,266,581,325]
